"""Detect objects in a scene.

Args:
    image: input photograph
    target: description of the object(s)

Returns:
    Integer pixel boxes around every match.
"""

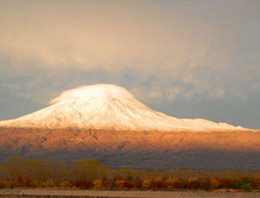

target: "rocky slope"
[0,84,259,170]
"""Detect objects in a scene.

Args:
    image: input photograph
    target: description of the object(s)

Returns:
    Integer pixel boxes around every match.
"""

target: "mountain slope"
[0,84,259,170]
[0,84,245,131]
[0,127,259,170]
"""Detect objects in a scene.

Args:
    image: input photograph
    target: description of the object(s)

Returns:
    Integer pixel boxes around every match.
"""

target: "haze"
[0,0,259,129]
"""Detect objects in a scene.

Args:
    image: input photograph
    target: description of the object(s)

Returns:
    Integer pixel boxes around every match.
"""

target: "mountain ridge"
[0,84,246,131]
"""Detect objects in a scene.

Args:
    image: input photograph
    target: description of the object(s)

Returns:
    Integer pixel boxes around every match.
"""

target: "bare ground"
[1,189,260,198]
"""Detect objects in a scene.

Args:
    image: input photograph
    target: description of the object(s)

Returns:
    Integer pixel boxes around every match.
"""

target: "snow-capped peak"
[50,84,133,104]
[0,84,245,131]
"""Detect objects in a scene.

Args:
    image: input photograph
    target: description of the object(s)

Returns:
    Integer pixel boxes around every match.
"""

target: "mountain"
[0,84,259,170]
[0,84,245,131]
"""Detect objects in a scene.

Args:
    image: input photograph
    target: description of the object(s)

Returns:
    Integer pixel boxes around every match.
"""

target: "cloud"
[0,0,259,104]
[166,88,194,101]
[130,87,163,105]
[0,1,244,73]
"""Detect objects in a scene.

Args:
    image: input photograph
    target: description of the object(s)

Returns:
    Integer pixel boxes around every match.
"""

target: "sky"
[0,0,259,129]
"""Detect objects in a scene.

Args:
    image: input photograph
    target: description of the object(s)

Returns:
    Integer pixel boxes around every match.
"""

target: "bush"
[41,179,56,187]
[133,177,142,189]
[199,177,211,191]
[186,177,200,189]
[15,176,24,185]
[210,178,219,190]
[93,179,103,189]
[232,178,243,189]
[0,181,4,189]
[2,179,16,188]
[24,178,32,186]
[115,178,125,189]
[165,177,177,190]
[59,180,72,188]
[72,180,93,189]
[217,178,234,188]
[127,176,133,181]
[101,177,110,189]
[241,183,252,192]
[150,177,165,190]
[142,177,152,189]
[249,177,260,189]
[30,179,40,188]
[123,180,134,189]
[172,178,185,189]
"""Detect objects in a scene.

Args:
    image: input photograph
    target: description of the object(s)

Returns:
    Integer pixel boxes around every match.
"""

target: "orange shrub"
[41,179,56,188]
[165,177,177,190]
[0,181,4,188]
[15,176,24,185]
[217,178,234,188]
[93,179,103,189]
[132,177,142,189]
[101,177,110,189]
[199,177,211,191]
[209,178,219,190]
[150,177,165,190]
[123,180,134,189]
[59,180,73,188]
[172,178,185,189]
[115,178,125,189]
[186,177,200,189]
[142,177,152,189]
[1,179,16,188]
[72,180,93,189]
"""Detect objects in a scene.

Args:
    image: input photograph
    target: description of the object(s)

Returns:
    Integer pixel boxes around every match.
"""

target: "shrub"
[217,178,234,188]
[241,183,252,192]
[93,179,103,189]
[210,178,219,190]
[23,178,32,186]
[132,177,142,189]
[30,179,40,188]
[127,176,133,181]
[59,180,72,188]
[15,176,24,185]
[72,180,93,189]
[199,177,211,191]
[186,177,200,189]
[41,179,56,187]
[249,177,260,189]
[101,177,110,189]
[142,177,152,189]
[165,177,178,190]
[150,177,165,190]
[0,181,4,189]
[123,180,134,189]
[2,179,16,188]
[232,178,243,189]
[115,178,125,189]
[172,178,185,189]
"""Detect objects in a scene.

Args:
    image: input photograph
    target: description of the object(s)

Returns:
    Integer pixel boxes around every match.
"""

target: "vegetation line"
[0,157,260,192]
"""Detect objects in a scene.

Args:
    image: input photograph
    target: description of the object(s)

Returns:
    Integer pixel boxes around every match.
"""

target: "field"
[1,157,260,193]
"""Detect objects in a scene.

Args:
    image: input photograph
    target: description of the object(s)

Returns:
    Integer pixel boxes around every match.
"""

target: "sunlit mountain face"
[0,84,259,170]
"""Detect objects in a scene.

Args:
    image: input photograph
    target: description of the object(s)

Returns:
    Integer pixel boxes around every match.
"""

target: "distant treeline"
[0,156,260,191]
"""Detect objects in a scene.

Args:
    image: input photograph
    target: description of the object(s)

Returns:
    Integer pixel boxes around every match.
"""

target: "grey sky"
[0,0,259,129]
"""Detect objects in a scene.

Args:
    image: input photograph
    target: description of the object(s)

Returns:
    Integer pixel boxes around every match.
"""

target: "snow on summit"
[0,84,245,131]
[50,84,133,104]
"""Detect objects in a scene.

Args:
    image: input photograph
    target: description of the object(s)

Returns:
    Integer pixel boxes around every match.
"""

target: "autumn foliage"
[0,157,260,191]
